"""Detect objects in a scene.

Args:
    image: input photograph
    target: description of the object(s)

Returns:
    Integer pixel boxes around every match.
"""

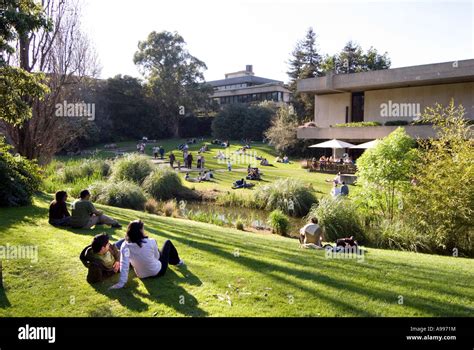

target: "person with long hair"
[110,220,184,289]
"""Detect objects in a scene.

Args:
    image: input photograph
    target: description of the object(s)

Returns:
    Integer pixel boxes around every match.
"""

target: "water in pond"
[181,201,304,238]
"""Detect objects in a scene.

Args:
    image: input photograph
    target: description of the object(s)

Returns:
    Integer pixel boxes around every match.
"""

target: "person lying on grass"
[299,217,324,249]
[110,220,184,289]
[49,190,71,226]
[70,189,122,229]
[80,233,120,284]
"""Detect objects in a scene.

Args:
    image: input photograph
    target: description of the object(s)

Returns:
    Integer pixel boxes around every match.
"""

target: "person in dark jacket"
[340,181,349,196]
[49,191,71,226]
[80,233,122,284]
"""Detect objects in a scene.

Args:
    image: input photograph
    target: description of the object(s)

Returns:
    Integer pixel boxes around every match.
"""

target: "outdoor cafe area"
[305,139,379,176]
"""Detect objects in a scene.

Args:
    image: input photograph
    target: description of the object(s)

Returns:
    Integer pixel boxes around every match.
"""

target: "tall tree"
[287,27,323,120]
[2,0,101,161]
[133,31,213,136]
[332,41,391,74]
[334,40,365,74]
[0,0,51,126]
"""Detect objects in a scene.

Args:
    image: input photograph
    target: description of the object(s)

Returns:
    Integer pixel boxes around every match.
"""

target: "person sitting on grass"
[49,190,71,226]
[340,181,349,196]
[330,182,341,197]
[80,233,121,284]
[233,178,246,189]
[110,220,184,289]
[299,217,324,249]
[70,190,122,229]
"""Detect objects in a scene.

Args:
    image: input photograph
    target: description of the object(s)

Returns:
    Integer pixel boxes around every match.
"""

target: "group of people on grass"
[327,172,349,197]
[49,190,184,288]
[298,217,358,251]
[152,146,165,160]
[185,170,213,182]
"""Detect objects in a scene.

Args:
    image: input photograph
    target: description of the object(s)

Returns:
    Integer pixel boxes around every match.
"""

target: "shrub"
[235,220,244,231]
[144,198,160,214]
[384,120,409,126]
[268,209,290,236]
[212,103,274,140]
[162,199,178,217]
[333,121,381,127]
[61,159,111,183]
[143,168,183,201]
[366,219,429,252]
[0,139,42,207]
[254,178,317,217]
[111,154,153,184]
[309,197,365,242]
[89,180,146,210]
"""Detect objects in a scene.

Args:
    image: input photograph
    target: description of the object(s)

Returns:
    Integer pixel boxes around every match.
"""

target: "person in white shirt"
[299,217,323,248]
[331,182,341,197]
[110,220,184,289]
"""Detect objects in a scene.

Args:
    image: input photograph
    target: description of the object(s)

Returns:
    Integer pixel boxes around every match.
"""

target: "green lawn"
[69,138,334,197]
[0,194,472,317]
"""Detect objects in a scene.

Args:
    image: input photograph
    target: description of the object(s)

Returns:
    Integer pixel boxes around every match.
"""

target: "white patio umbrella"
[350,139,380,149]
[309,139,355,158]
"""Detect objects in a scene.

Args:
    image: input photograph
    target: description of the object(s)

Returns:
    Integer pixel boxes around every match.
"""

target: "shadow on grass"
[91,265,206,316]
[0,286,11,308]
[0,195,49,231]
[151,221,473,316]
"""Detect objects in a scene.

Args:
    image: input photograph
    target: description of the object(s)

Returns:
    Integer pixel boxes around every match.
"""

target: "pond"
[180,201,305,238]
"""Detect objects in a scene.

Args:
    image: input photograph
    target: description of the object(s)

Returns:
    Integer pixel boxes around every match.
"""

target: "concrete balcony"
[297,125,437,142]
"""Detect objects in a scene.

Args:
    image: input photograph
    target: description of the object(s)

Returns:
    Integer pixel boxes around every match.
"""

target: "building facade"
[296,59,474,143]
[208,65,291,106]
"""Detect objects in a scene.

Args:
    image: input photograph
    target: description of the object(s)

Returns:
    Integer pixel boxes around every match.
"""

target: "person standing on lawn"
[159,146,165,160]
[169,152,176,168]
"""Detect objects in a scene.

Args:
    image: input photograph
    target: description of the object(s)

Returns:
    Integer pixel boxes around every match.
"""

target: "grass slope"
[0,194,472,317]
[59,139,333,197]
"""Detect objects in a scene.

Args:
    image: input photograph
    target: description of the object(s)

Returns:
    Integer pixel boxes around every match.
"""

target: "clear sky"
[80,0,474,83]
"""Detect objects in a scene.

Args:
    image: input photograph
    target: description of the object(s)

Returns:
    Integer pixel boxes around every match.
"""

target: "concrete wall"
[297,125,437,141]
[314,92,351,127]
[365,82,474,123]
[313,82,474,126]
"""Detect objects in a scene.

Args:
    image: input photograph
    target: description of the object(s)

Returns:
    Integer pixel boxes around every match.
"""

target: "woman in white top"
[110,220,184,289]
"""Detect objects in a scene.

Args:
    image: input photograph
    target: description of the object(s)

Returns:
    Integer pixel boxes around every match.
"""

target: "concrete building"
[296,59,474,144]
[208,65,290,105]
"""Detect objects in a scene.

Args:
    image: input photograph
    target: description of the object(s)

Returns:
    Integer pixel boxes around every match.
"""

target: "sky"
[80,0,474,83]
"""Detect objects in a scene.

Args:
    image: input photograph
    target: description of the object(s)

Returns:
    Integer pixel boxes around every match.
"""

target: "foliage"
[0,66,49,125]
[143,168,183,201]
[212,103,274,140]
[366,219,429,252]
[333,121,381,127]
[254,178,317,217]
[89,181,146,210]
[384,120,409,126]
[356,127,419,221]
[268,209,290,236]
[309,197,365,242]
[162,199,178,217]
[404,101,474,256]
[111,154,153,184]
[0,137,42,206]
[0,0,51,125]
[134,31,213,136]
[264,105,300,153]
